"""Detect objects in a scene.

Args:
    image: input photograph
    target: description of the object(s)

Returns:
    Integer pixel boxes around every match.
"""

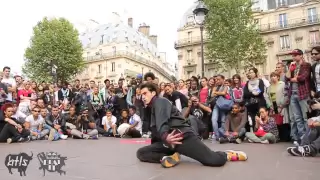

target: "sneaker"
[219,137,229,144]
[225,150,248,161]
[235,138,242,144]
[7,138,12,144]
[114,134,121,138]
[248,139,254,143]
[261,140,269,144]
[90,135,99,140]
[287,145,312,157]
[82,134,90,139]
[17,136,31,143]
[59,134,68,140]
[48,129,55,141]
[142,134,149,138]
[160,152,181,168]
[293,141,299,146]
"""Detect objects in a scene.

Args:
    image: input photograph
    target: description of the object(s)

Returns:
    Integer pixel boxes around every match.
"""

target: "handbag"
[254,126,266,137]
[273,114,284,125]
[245,97,259,107]
[216,96,234,111]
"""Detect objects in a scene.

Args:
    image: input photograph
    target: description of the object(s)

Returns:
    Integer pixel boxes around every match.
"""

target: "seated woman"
[24,105,49,140]
[245,107,279,144]
[0,103,31,143]
[101,109,117,137]
[72,108,99,139]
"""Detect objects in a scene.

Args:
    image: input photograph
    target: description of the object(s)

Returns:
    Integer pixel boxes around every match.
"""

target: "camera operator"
[287,101,320,157]
[73,108,99,139]
[183,96,212,139]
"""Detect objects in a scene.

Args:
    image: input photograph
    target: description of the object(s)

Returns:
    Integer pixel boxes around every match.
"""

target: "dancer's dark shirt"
[147,96,191,144]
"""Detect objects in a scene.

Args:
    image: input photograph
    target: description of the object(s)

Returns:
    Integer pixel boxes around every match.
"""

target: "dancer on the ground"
[136,83,248,168]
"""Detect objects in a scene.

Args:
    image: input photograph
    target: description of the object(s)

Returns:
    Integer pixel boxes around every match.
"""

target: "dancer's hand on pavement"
[166,130,183,145]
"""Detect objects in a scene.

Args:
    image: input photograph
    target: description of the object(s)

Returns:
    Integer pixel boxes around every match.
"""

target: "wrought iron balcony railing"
[258,15,320,33]
[84,50,172,78]
[174,36,207,49]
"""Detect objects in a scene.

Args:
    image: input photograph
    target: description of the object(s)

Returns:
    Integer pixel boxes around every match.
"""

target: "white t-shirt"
[129,114,142,133]
[25,115,44,130]
[1,77,16,101]
[101,115,117,130]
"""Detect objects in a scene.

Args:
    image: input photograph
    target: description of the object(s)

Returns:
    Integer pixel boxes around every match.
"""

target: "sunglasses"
[311,53,319,56]
[33,110,40,112]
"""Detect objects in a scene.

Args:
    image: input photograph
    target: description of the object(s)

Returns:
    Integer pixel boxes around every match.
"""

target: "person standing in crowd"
[310,46,320,97]
[188,80,199,97]
[164,83,188,112]
[0,72,8,109]
[210,75,229,141]
[199,77,209,104]
[243,67,267,132]
[1,66,16,103]
[177,79,188,97]
[159,82,166,97]
[99,79,111,106]
[183,96,211,139]
[286,49,311,146]
[136,83,247,168]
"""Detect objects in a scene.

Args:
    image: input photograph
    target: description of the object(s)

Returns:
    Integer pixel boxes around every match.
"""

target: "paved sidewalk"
[0,138,319,180]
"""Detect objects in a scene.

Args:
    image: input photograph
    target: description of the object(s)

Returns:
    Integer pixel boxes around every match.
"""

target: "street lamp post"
[50,60,57,84]
[193,0,209,78]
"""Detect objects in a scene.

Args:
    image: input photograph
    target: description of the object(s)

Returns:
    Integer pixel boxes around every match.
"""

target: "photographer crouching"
[287,98,320,157]
[72,108,99,139]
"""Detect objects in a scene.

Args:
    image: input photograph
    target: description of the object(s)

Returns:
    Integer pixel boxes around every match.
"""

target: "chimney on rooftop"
[138,23,150,36]
[149,35,158,47]
[128,17,133,27]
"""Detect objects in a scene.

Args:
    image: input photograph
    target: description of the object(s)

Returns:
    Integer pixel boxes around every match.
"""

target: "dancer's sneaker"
[160,152,181,168]
[225,150,248,161]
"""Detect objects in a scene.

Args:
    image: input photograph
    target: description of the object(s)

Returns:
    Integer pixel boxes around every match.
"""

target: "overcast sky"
[0,0,196,75]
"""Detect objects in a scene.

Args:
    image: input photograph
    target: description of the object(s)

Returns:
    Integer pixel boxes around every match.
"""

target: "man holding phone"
[136,83,247,169]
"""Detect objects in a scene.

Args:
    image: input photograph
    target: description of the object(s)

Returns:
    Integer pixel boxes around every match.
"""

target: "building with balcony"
[175,2,216,80]
[254,0,320,75]
[76,16,175,86]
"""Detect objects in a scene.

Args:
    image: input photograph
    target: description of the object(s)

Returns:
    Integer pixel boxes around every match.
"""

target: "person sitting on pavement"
[24,105,49,140]
[101,109,117,137]
[44,105,68,141]
[245,107,279,144]
[73,108,99,139]
[219,103,247,144]
[0,103,31,143]
[287,102,320,156]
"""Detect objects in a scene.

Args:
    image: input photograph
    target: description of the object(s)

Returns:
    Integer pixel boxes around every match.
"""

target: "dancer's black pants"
[136,131,227,167]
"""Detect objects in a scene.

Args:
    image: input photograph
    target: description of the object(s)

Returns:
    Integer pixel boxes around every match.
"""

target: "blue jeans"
[211,105,226,139]
[290,93,308,141]
[43,124,60,141]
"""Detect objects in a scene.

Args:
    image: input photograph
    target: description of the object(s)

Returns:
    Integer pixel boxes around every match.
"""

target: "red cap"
[289,49,303,55]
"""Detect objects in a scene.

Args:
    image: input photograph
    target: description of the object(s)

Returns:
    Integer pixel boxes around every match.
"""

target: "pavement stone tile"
[0,138,319,180]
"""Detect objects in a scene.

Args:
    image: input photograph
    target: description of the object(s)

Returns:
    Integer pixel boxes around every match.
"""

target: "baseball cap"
[289,49,304,55]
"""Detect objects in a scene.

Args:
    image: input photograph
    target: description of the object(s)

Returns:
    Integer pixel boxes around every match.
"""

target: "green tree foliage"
[204,0,267,73]
[23,17,84,82]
